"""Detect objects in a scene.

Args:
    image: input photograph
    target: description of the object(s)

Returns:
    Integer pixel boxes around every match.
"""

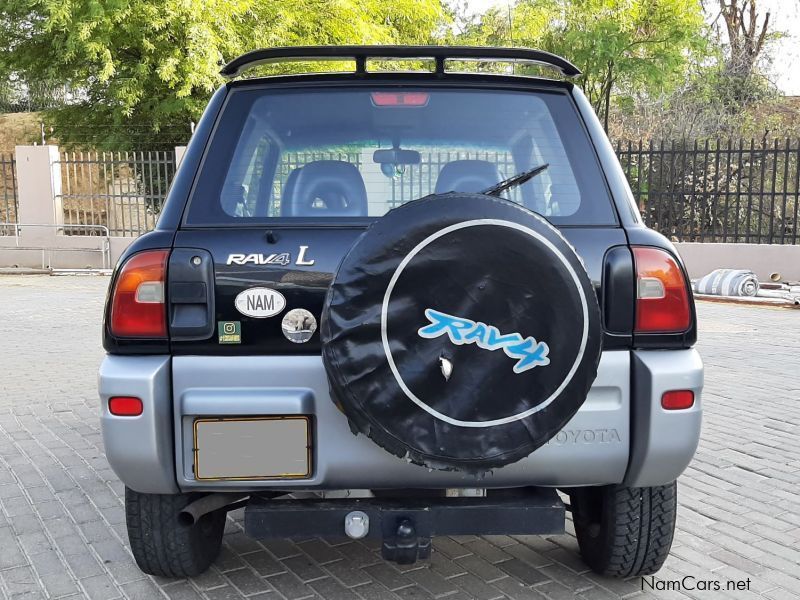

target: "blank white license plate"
[193,417,311,480]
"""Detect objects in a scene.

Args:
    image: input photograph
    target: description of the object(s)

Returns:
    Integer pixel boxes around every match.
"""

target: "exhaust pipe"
[179,493,249,526]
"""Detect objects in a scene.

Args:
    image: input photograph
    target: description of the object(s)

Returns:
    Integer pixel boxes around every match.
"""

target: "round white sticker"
[234,288,286,318]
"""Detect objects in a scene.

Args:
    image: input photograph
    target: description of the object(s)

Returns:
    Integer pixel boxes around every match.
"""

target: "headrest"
[280,167,302,211]
[434,160,503,194]
[221,180,246,216]
[282,160,368,217]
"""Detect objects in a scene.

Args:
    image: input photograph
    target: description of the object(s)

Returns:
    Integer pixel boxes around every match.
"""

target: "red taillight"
[661,390,694,410]
[110,250,168,338]
[371,92,429,107]
[632,247,691,333]
[109,396,143,416]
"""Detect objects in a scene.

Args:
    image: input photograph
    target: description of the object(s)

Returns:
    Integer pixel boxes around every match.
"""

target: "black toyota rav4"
[99,46,703,580]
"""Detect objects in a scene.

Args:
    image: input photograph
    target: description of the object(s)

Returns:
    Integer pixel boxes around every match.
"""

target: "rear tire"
[569,481,677,577]
[125,488,226,577]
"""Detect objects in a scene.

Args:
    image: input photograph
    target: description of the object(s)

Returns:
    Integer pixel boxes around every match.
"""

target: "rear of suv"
[98,46,702,579]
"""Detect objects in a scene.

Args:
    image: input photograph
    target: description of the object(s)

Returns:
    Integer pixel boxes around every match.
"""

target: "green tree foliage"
[454,0,707,129]
[608,0,786,141]
[0,0,446,148]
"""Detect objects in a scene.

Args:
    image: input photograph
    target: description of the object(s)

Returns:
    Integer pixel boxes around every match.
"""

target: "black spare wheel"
[321,193,602,471]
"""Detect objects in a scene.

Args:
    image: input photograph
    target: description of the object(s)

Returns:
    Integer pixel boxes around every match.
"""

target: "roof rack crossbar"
[220,46,581,79]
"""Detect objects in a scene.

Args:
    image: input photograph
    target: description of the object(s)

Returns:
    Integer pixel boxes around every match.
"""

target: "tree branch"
[754,11,770,56]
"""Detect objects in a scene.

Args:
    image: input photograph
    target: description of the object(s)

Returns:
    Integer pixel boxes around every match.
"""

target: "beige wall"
[675,243,800,282]
[0,234,131,269]
[13,146,62,247]
[1,145,186,269]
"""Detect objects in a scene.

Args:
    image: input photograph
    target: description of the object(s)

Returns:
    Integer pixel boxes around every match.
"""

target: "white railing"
[7,223,111,269]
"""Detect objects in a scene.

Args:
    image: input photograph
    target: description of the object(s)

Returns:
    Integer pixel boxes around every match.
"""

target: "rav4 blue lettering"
[417,308,550,374]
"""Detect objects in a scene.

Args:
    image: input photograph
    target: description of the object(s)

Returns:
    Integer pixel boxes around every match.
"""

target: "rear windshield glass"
[185,86,616,226]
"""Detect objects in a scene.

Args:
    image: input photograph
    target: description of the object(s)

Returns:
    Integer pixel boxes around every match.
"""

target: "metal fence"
[388,151,519,207]
[616,139,800,244]
[4,139,797,242]
[272,151,362,215]
[1,154,17,235]
[274,150,521,216]
[58,151,177,236]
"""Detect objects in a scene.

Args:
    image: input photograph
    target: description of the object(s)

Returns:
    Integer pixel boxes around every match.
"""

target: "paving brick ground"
[1,274,798,600]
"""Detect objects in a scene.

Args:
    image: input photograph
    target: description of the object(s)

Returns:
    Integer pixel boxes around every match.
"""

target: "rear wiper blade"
[481,163,549,197]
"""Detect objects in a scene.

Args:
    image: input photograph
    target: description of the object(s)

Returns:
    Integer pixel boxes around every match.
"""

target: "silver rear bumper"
[98,349,702,494]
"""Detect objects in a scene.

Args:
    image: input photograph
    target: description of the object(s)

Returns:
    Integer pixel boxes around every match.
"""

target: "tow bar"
[245,488,564,565]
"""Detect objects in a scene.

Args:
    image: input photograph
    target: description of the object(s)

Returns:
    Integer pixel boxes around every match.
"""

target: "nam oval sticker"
[234,287,286,318]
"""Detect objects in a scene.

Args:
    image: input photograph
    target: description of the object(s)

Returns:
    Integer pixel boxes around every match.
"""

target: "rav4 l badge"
[227,253,289,266]
[234,288,287,318]
[227,246,315,266]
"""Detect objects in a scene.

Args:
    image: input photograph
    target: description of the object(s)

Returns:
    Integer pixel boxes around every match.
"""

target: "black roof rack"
[220,45,581,79]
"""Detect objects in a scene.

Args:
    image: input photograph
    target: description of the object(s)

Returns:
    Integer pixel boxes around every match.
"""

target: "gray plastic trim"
[98,348,703,493]
[98,355,178,494]
[171,351,631,491]
[624,349,704,487]
[180,388,315,415]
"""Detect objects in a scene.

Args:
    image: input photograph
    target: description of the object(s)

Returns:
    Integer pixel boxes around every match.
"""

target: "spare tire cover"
[321,193,602,471]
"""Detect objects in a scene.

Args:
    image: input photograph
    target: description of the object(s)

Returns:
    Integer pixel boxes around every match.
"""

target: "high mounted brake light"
[110,250,169,338]
[632,247,691,333]
[371,92,429,107]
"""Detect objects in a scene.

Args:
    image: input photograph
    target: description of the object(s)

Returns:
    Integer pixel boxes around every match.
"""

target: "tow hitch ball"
[381,518,431,565]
